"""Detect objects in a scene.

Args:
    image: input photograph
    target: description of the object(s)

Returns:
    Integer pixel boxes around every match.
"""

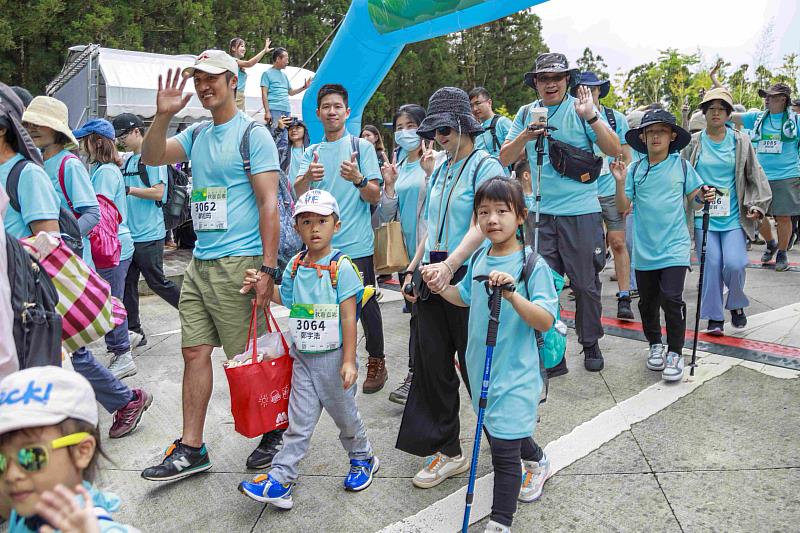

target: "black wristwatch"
[355,176,369,189]
[259,265,280,280]
[587,114,599,125]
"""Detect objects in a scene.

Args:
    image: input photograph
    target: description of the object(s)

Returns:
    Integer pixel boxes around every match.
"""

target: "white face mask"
[394,129,421,152]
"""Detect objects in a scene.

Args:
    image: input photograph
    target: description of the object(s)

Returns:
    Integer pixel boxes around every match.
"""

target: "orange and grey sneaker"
[412,452,468,488]
[141,439,212,481]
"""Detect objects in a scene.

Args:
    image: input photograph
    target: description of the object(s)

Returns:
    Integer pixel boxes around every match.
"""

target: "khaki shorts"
[179,256,265,358]
[235,92,246,112]
[599,195,625,232]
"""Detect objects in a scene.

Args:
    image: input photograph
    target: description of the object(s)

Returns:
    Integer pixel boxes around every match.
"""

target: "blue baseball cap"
[571,71,611,99]
[73,118,115,141]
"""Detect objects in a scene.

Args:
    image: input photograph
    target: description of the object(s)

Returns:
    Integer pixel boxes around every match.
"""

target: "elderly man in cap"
[140,49,283,481]
[501,53,622,373]
[731,83,800,271]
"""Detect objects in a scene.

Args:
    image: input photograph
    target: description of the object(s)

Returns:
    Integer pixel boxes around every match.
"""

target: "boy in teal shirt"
[238,189,378,510]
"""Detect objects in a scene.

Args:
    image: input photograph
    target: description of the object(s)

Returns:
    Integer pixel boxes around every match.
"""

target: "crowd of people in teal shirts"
[0,39,797,533]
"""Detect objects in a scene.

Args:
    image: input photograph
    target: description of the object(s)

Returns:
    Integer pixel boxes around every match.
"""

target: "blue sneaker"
[344,456,380,491]
[238,473,293,509]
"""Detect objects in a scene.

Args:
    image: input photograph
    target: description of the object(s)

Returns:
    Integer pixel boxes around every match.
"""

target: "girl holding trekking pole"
[432,177,558,533]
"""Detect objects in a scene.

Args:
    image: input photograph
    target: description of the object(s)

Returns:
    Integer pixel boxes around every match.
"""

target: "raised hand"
[420,140,436,177]
[574,85,596,120]
[277,115,292,130]
[156,68,192,117]
[264,37,273,52]
[340,152,361,183]
[305,150,325,182]
[304,77,313,89]
[382,150,399,191]
[610,158,627,182]
[36,484,101,533]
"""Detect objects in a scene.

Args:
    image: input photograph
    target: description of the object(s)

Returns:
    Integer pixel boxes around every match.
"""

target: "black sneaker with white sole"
[141,439,212,481]
[246,429,284,470]
[730,309,747,329]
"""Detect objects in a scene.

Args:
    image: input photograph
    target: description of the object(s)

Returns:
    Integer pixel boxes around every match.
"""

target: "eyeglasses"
[0,432,89,475]
[117,129,133,141]
[470,100,489,109]
[536,74,567,84]
[435,126,453,136]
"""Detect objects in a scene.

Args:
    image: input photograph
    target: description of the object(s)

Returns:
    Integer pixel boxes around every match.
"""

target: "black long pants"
[488,434,543,527]
[353,255,385,358]
[396,267,469,458]
[635,267,687,354]
[407,303,418,372]
[123,239,181,330]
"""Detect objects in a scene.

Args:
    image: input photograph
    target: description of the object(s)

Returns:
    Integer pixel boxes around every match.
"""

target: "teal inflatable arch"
[302,0,548,141]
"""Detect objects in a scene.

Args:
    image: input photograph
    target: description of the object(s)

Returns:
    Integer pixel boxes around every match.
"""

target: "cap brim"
[293,206,336,218]
[0,411,67,436]
[182,65,228,79]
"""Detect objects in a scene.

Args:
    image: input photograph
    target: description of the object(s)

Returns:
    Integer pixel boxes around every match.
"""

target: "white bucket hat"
[22,96,78,149]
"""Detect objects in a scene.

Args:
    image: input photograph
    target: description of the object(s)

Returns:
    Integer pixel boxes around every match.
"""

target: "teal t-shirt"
[423,150,505,261]
[456,247,558,439]
[741,111,800,181]
[507,96,603,216]
[475,115,513,157]
[121,154,168,242]
[43,149,98,211]
[175,112,281,260]
[596,107,630,198]
[625,153,704,271]
[280,249,363,348]
[693,130,741,232]
[394,158,426,255]
[289,146,305,183]
[260,67,291,112]
[297,134,382,259]
[91,163,134,261]
[0,154,61,239]
[236,66,248,93]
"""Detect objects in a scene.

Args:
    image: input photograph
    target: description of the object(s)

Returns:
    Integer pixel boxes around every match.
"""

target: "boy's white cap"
[294,189,340,218]
[182,50,239,79]
[0,366,98,435]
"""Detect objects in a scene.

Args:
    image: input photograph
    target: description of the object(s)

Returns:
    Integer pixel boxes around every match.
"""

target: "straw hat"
[22,96,78,148]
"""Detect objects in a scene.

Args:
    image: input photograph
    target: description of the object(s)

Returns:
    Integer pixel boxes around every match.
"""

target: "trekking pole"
[533,132,545,255]
[690,196,711,377]
[462,276,513,533]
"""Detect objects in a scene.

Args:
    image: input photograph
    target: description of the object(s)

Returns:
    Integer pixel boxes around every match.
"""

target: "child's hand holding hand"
[488,270,516,300]
[36,484,101,533]
[340,361,358,389]
[239,268,261,294]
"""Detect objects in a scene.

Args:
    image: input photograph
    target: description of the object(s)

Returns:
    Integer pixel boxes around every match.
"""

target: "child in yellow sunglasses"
[0,366,138,532]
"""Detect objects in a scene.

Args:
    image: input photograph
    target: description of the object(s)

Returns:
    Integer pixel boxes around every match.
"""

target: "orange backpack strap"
[290,250,309,279]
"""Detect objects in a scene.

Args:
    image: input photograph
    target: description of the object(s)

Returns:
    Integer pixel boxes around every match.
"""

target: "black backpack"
[5,159,83,254]
[122,157,191,231]
[486,115,502,152]
[5,232,62,369]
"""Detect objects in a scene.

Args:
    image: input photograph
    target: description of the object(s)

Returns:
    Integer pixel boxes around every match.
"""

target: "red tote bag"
[224,303,292,438]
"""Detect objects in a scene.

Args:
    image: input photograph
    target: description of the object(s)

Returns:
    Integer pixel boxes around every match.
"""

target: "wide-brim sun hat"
[73,118,116,141]
[21,96,79,149]
[416,87,483,141]
[0,83,43,165]
[625,108,691,154]
[570,71,610,99]
[523,53,580,90]
[700,87,734,113]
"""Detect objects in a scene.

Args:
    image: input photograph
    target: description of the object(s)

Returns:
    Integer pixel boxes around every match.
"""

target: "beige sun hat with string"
[21,96,78,148]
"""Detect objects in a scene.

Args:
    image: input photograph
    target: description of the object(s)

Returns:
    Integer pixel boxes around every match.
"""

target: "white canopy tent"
[48,45,314,128]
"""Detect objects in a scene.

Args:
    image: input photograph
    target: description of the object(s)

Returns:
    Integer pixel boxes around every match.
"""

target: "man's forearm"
[358,180,381,204]
[294,173,312,197]
[259,202,279,267]
[499,135,528,167]
[593,121,622,157]
[141,113,171,166]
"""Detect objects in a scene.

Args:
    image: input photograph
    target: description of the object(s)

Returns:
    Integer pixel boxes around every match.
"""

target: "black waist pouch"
[549,138,603,184]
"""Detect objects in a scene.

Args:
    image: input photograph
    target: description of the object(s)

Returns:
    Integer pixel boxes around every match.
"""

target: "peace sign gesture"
[382,150,399,193]
[156,68,192,118]
[420,140,436,177]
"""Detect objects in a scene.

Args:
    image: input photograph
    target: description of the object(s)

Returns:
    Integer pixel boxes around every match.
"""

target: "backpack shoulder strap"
[603,106,617,131]
[681,157,688,195]
[137,159,152,188]
[350,135,361,171]
[239,121,261,180]
[5,159,27,213]
[522,248,539,286]
[469,246,487,271]
[488,115,501,151]
[191,121,212,145]
[290,250,309,279]
[58,154,79,212]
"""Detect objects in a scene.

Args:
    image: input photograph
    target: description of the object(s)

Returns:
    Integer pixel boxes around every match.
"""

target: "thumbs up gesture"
[340,151,362,183]
[304,150,325,183]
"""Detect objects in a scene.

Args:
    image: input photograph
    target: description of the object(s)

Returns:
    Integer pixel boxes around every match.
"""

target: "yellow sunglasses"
[0,432,90,475]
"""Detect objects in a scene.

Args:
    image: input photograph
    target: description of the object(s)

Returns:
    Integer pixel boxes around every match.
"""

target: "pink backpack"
[58,155,121,269]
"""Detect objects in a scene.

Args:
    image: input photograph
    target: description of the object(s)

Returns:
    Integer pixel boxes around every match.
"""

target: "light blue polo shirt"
[596,107,630,198]
[121,154,168,243]
[175,112,281,260]
[741,111,800,181]
[423,150,505,261]
[693,130,740,232]
[394,158,426,254]
[236,67,248,93]
[260,68,291,112]
[0,154,61,239]
[507,96,603,216]
[42,150,98,211]
[625,153,704,271]
[297,134,382,259]
[280,249,363,350]
[475,115,513,157]
[91,163,134,261]
[457,247,557,440]
[289,146,305,184]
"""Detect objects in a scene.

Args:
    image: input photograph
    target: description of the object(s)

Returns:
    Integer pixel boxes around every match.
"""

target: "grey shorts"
[599,195,625,232]
[767,177,800,216]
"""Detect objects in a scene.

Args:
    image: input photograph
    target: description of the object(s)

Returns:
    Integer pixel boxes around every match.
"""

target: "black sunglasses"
[435,126,453,136]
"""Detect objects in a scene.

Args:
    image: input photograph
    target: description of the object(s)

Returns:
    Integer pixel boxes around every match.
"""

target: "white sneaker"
[412,452,469,489]
[646,344,666,371]
[129,329,147,349]
[484,520,511,533]
[662,351,685,382]
[518,453,550,502]
[108,351,137,380]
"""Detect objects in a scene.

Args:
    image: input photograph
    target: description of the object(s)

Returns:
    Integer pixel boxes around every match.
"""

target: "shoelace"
[349,461,370,475]
[366,360,380,379]
[424,453,443,472]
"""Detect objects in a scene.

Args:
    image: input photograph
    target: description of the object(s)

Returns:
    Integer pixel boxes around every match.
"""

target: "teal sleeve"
[506,106,527,143]
[525,257,558,321]
[740,112,758,131]
[147,165,169,202]
[336,258,363,304]
[296,145,316,180]
[174,122,201,160]
[456,249,479,305]
[17,165,61,225]
[624,165,635,200]
[91,166,121,199]
[358,139,383,183]
[617,111,630,145]
[686,163,705,193]
[250,125,281,175]
[260,71,269,88]
[497,116,513,143]
[475,156,507,188]
[63,158,98,209]
[280,259,295,307]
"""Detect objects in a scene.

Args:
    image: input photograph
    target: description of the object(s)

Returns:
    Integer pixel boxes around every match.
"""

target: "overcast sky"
[532,0,800,79]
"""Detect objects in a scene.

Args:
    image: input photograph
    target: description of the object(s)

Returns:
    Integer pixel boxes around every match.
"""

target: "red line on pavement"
[560,310,800,360]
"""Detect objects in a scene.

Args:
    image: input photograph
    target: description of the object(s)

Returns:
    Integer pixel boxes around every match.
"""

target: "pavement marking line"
[379,352,738,533]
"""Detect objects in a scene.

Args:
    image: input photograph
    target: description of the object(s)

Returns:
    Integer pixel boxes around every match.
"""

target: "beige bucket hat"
[22,96,78,148]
